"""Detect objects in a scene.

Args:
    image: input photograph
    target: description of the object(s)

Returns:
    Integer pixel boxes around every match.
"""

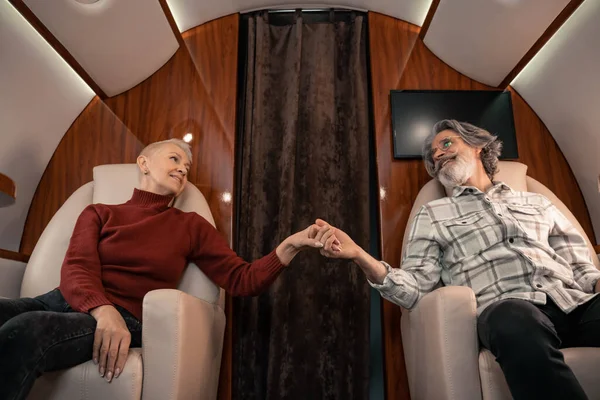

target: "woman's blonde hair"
[139,138,192,163]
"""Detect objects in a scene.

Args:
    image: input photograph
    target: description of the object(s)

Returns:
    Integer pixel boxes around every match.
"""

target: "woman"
[0,139,337,399]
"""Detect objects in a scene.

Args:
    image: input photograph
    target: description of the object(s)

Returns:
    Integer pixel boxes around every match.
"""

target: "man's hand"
[90,305,131,382]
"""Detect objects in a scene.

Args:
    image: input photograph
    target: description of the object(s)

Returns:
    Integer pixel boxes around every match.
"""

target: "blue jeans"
[478,296,600,400]
[0,289,142,400]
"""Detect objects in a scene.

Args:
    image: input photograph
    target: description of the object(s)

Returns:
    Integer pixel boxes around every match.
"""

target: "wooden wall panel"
[183,14,240,136]
[183,16,239,400]
[368,13,419,400]
[20,97,144,254]
[0,172,16,203]
[102,38,237,242]
[509,87,594,239]
[0,248,30,263]
[368,11,594,400]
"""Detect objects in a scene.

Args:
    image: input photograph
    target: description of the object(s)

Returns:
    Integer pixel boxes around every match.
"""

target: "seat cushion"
[28,348,143,400]
[479,347,600,400]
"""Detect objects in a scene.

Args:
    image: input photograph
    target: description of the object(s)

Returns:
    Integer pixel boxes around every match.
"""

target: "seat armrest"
[142,289,226,400]
[401,286,482,400]
[0,258,26,298]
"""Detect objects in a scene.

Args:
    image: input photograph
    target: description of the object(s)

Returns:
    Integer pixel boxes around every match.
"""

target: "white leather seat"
[1,164,226,400]
[399,161,600,400]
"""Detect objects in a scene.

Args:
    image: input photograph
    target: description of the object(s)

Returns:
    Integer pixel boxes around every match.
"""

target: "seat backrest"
[21,164,224,306]
[402,161,599,269]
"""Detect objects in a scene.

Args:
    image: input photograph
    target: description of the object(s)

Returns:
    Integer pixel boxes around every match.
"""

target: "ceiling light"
[183,133,193,143]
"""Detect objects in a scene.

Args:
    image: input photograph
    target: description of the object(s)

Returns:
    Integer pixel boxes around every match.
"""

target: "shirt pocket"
[441,212,499,259]
[506,204,549,242]
[444,212,483,227]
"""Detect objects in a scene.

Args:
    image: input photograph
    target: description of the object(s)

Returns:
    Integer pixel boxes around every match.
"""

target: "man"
[313,119,600,399]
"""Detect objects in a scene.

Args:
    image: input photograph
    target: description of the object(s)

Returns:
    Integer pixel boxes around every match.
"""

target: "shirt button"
[508,238,514,243]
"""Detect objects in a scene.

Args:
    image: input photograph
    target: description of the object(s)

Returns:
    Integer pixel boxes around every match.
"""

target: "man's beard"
[435,152,476,188]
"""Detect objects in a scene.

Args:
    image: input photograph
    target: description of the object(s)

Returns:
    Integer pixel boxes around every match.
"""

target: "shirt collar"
[451,181,514,197]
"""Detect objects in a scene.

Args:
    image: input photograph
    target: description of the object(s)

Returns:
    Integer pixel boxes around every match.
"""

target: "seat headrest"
[93,164,140,205]
[444,161,528,196]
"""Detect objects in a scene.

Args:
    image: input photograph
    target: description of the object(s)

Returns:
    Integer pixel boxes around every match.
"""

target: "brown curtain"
[234,11,371,399]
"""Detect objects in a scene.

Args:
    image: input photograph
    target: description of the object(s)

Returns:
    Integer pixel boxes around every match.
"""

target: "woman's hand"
[276,223,340,265]
[90,305,131,382]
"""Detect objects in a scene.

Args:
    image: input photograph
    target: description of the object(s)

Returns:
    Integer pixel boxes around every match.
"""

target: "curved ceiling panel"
[423,0,569,86]
[167,0,433,32]
[23,0,179,97]
[0,1,95,251]
[512,0,600,243]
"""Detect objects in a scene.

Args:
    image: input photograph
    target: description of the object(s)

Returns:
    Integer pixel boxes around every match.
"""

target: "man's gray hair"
[139,138,193,163]
[422,119,502,180]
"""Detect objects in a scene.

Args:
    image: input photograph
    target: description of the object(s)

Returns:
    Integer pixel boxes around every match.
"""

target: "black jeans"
[0,289,142,400]
[478,296,600,400]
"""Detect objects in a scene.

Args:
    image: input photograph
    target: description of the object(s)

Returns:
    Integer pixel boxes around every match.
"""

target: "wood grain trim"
[498,0,585,88]
[0,173,16,200]
[7,0,107,98]
[0,248,30,263]
[158,0,186,47]
[418,0,441,39]
[594,245,600,254]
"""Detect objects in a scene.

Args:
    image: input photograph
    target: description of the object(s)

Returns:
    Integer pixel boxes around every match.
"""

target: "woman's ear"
[137,155,149,175]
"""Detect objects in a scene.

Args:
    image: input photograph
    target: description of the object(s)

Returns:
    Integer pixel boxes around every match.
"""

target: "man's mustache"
[434,153,457,175]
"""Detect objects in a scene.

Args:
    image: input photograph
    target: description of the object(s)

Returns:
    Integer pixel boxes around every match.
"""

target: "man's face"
[430,130,478,187]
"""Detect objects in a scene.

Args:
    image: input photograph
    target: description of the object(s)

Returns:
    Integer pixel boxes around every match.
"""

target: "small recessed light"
[221,191,232,204]
[183,133,193,143]
[379,186,387,201]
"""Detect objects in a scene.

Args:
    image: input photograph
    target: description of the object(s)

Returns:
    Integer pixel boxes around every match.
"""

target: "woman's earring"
[144,170,149,175]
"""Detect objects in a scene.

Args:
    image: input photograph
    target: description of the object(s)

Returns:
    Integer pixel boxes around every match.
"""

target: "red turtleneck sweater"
[59,189,284,320]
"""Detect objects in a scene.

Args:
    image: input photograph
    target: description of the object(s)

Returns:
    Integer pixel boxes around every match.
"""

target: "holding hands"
[276,218,387,284]
[311,219,359,260]
[309,218,388,284]
[276,222,339,265]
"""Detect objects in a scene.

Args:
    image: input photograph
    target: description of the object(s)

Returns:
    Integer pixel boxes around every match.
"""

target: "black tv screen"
[390,90,518,159]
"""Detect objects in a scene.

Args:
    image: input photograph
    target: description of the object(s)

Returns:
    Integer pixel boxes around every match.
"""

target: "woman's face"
[138,143,190,196]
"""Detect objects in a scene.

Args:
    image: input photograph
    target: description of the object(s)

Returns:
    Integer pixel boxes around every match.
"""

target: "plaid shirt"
[371,182,600,315]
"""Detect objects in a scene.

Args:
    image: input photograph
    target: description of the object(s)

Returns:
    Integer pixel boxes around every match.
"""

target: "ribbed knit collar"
[127,188,173,210]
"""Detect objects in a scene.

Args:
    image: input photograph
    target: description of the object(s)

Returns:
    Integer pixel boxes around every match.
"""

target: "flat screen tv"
[390,90,518,159]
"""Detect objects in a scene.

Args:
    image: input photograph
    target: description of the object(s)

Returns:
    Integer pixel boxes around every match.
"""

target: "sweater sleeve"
[189,214,285,296]
[59,205,113,313]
